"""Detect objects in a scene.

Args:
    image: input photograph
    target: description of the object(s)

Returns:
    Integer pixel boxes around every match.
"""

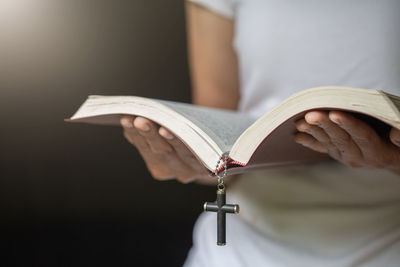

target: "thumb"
[389,127,400,148]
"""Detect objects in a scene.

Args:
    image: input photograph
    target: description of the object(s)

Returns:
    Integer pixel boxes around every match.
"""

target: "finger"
[124,118,198,182]
[294,132,328,153]
[296,119,331,144]
[123,128,149,150]
[129,137,194,182]
[120,115,136,128]
[301,112,341,159]
[121,116,148,149]
[158,126,175,140]
[121,117,197,182]
[306,111,362,164]
[159,127,209,175]
[162,152,200,183]
[133,117,173,154]
[148,152,196,183]
[296,118,336,154]
[328,111,382,163]
[122,126,175,179]
[131,127,198,182]
[389,127,400,148]
[121,116,173,178]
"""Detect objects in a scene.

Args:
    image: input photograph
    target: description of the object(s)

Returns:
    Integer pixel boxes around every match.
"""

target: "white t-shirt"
[184,1,400,266]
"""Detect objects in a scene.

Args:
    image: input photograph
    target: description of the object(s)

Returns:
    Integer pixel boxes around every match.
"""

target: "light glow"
[0,0,40,25]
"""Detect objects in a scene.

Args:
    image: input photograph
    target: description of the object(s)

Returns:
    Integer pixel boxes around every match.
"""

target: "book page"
[69,95,257,170]
[68,87,400,172]
[230,87,400,167]
[159,100,256,153]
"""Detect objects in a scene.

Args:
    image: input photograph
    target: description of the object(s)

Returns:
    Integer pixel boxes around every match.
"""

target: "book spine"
[212,152,230,175]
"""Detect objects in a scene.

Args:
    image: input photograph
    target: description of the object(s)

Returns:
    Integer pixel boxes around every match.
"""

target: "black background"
[0,1,215,266]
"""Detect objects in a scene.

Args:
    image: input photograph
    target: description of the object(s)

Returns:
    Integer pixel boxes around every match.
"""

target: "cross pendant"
[204,187,239,246]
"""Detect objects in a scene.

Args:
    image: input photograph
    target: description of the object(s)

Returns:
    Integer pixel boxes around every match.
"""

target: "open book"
[68,86,400,175]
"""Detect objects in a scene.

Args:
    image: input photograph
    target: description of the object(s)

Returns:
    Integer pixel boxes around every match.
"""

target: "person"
[120,0,400,266]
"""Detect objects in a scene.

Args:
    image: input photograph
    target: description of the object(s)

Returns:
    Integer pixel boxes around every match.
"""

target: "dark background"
[0,1,215,266]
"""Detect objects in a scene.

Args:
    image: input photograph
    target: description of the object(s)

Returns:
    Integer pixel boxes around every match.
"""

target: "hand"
[294,110,400,175]
[120,115,210,183]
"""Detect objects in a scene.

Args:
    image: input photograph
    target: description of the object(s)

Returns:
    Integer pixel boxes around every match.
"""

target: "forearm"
[185,2,241,185]
[186,2,239,110]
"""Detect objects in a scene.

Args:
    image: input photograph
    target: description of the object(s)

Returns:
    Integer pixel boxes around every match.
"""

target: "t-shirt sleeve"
[187,0,237,19]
